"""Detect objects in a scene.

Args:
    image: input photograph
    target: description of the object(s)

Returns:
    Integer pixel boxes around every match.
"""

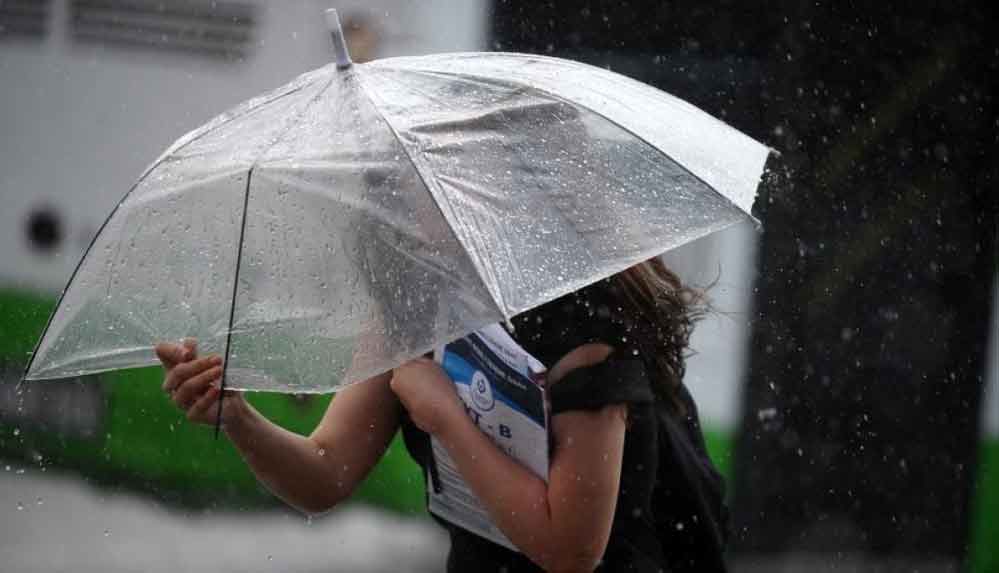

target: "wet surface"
[0,467,447,573]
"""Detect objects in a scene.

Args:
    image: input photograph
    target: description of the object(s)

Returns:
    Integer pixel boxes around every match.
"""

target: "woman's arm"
[391,344,625,572]
[224,371,402,514]
[156,341,402,515]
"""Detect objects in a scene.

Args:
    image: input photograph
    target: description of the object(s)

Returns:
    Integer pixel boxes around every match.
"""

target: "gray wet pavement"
[0,466,447,573]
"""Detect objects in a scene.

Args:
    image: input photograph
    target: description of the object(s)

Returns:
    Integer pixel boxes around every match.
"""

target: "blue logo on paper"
[470,371,495,411]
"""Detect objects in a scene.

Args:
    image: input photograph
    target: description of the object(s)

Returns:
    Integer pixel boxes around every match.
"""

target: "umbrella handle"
[325,9,353,70]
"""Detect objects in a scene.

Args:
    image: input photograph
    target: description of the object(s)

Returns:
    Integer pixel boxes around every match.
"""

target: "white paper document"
[429,324,548,551]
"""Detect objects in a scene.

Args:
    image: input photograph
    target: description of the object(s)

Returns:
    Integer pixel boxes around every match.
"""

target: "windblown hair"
[609,258,707,416]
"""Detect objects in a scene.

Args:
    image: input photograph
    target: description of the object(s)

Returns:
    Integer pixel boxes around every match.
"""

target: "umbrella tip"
[325,9,353,70]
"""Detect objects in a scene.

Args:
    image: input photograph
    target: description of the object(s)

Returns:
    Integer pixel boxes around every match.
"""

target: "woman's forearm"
[222,372,400,515]
[435,411,557,564]
[158,339,396,516]
[435,408,621,572]
[223,399,354,513]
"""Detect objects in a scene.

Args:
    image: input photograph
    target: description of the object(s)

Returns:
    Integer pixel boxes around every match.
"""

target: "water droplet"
[12,428,20,437]
[36,497,43,506]
[16,502,24,511]
[317,448,326,457]
[756,407,777,422]
[104,529,112,537]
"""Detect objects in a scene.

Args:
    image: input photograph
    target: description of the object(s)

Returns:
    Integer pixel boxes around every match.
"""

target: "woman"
[156,258,728,572]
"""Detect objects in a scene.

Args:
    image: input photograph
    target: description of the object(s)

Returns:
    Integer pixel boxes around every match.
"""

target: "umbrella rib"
[353,71,510,319]
[216,167,254,438]
[215,75,336,432]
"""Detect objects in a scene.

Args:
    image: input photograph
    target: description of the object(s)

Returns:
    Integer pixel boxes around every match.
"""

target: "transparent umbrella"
[24,10,772,394]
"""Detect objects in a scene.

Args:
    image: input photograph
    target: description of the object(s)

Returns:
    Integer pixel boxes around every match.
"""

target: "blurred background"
[0,0,994,571]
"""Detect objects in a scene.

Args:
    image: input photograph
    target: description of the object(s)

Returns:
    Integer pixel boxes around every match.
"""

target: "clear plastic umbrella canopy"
[25,11,771,393]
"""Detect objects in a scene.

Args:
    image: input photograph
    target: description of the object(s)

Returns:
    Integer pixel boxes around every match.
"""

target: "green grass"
[970,438,999,573]
[703,426,734,482]
[0,286,52,359]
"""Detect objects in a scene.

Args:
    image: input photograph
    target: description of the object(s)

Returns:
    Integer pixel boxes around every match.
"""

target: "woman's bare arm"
[224,372,402,514]
[391,343,624,572]
[156,342,402,515]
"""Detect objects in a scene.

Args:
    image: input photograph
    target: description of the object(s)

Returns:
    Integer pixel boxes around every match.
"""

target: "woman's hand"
[154,339,247,426]
[389,357,464,436]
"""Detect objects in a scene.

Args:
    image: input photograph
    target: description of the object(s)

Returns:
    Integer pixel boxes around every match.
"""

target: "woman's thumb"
[181,338,198,361]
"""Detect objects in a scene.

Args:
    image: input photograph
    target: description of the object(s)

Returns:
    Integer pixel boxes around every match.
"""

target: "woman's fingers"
[174,355,221,381]
[156,337,225,425]
[187,385,221,422]
[172,365,223,409]
[155,338,198,367]
[155,342,188,368]
[163,355,221,393]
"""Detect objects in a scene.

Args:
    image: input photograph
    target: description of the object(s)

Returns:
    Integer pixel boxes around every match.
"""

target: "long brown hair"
[610,257,707,416]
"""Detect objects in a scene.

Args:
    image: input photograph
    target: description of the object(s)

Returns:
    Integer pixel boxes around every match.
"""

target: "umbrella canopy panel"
[362,54,760,316]
[370,53,767,216]
[24,70,327,382]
